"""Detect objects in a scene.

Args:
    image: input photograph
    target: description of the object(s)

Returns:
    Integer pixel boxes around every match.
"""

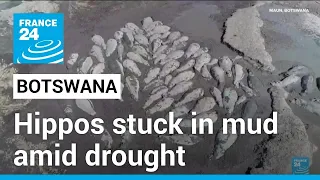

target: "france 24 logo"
[13,13,64,64]
[292,157,310,174]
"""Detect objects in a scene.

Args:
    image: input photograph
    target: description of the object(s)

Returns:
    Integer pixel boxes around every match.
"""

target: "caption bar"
[12,74,121,99]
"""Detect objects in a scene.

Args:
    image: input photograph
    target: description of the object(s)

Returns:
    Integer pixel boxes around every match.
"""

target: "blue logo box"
[292,157,310,174]
[13,13,64,64]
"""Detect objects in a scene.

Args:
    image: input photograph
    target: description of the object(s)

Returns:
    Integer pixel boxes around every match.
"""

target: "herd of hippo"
[65,16,320,173]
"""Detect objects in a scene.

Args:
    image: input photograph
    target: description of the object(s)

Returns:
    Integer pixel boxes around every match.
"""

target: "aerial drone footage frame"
[0,0,320,175]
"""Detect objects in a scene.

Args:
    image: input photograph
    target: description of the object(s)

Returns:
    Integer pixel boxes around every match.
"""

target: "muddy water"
[258,4,320,77]
[170,4,221,42]
[169,3,239,57]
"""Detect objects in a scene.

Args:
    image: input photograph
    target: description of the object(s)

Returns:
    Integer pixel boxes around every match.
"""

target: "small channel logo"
[292,157,310,174]
[13,13,64,64]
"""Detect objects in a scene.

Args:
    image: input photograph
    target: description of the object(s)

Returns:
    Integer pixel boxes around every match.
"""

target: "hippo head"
[268,86,289,99]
